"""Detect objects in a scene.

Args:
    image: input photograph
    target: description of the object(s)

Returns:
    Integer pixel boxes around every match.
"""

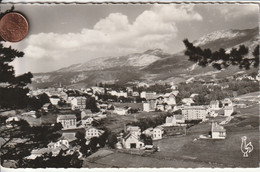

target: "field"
[83,151,218,168]
[152,103,260,167]
[84,103,259,167]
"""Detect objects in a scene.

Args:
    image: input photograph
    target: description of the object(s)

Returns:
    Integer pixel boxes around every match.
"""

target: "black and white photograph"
[0,1,259,168]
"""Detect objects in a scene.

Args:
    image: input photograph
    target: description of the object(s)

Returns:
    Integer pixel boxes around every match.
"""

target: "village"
[1,71,259,168]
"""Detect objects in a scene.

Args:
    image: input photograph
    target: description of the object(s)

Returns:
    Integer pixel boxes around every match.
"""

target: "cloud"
[218,5,259,21]
[14,5,202,73]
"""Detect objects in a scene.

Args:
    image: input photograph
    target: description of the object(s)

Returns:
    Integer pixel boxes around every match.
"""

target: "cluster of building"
[23,109,106,159]
[142,91,179,112]
[115,114,188,150]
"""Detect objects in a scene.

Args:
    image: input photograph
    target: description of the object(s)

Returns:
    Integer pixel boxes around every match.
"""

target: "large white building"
[57,114,77,130]
[71,96,86,110]
[181,106,208,121]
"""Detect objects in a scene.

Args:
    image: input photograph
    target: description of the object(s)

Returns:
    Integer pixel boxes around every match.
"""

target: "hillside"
[31,27,259,88]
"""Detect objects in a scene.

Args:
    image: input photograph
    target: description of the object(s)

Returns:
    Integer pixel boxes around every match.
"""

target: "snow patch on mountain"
[193,29,245,46]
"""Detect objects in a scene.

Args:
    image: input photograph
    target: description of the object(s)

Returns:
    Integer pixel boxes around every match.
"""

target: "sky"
[0,3,259,74]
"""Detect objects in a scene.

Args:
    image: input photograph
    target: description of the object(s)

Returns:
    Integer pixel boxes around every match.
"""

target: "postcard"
[0,0,259,169]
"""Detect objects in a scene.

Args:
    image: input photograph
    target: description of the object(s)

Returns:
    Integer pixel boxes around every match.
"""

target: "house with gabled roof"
[122,133,144,149]
[142,127,153,137]
[211,122,226,139]
[126,125,141,137]
[222,98,233,107]
[81,116,94,126]
[85,127,104,140]
[152,126,164,140]
[181,98,195,106]
[165,115,185,126]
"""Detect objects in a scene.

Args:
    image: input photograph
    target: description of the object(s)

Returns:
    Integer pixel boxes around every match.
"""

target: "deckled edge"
[0,1,260,5]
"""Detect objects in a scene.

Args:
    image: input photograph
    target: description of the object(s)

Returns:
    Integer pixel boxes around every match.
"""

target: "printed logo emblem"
[241,136,253,157]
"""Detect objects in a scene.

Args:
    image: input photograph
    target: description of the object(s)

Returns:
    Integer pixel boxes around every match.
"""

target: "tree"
[183,39,259,70]
[107,133,117,149]
[0,8,33,109]
[98,130,109,148]
[89,137,99,153]
[85,97,99,113]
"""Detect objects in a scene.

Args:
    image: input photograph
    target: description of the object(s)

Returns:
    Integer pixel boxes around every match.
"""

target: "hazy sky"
[1,4,259,74]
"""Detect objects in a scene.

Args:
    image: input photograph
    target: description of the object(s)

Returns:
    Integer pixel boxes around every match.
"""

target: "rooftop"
[57,114,76,120]
[173,115,185,120]
[212,123,226,132]
[182,106,207,110]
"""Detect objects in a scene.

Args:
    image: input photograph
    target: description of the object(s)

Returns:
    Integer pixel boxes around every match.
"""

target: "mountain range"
[31,27,259,89]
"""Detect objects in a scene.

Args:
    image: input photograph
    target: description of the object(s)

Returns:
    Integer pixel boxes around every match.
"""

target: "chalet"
[57,114,77,130]
[222,98,233,107]
[163,93,176,105]
[47,139,70,150]
[62,132,77,143]
[162,125,186,136]
[81,116,94,126]
[49,96,60,105]
[142,127,153,137]
[81,109,93,118]
[122,133,144,149]
[152,126,164,140]
[47,91,68,101]
[181,106,207,121]
[224,106,234,116]
[114,107,130,115]
[126,125,141,137]
[71,96,86,110]
[209,100,220,110]
[211,123,226,139]
[181,98,194,106]
[85,127,104,140]
[165,115,185,126]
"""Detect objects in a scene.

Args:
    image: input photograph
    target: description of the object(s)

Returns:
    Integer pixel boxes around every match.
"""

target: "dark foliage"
[85,97,100,113]
[18,152,83,168]
[107,133,117,149]
[183,39,259,70]
[0,9,34,109]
